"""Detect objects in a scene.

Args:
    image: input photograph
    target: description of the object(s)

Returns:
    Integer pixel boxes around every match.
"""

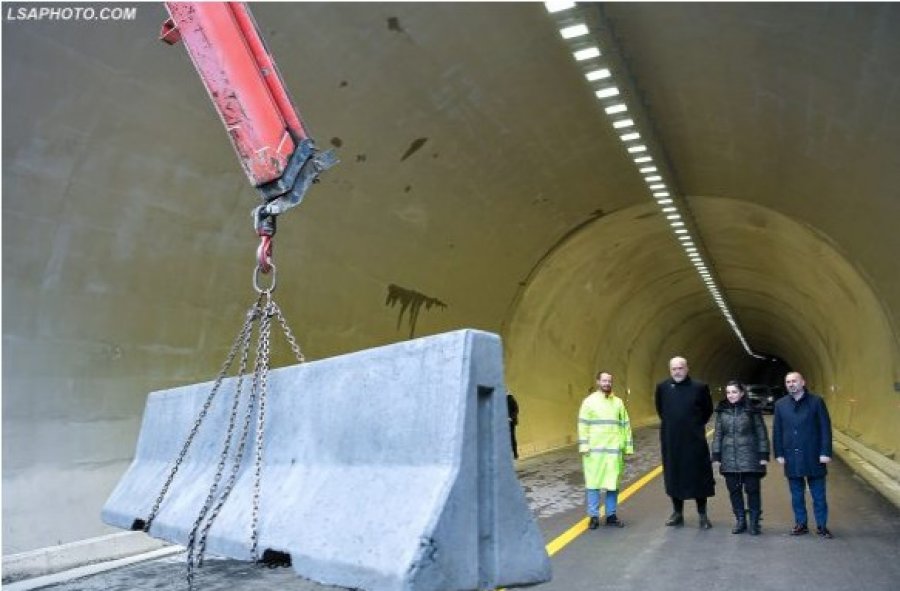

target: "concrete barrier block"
[102,329,551,590]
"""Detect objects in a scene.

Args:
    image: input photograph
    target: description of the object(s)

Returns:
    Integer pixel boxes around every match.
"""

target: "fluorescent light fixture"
[545,0,576,13]
[544,8,760,359]
[560,24,589,39]
[586,68,611,81]
[595,87,620,99]
[574,47,601,61]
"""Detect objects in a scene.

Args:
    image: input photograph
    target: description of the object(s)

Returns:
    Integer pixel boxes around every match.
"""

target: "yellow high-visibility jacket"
[578,391,634,490]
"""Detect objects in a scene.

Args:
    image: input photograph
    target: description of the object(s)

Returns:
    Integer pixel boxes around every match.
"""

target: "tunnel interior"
[2,2,899,555]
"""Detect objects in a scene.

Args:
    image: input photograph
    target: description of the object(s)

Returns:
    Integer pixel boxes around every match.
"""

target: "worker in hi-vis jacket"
[578,370,634,529]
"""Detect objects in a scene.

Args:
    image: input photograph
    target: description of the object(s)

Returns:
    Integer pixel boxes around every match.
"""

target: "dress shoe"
[790,523,809,536]
[816,526,834,539]
[699,514,712,529]
[588,516,600,530]
[605,514,625,528]
[665,511,684,526]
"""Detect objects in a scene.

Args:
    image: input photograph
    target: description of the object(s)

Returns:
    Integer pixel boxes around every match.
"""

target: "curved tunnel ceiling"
[2,2,899,552]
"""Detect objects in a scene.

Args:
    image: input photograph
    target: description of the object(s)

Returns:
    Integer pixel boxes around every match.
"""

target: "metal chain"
[250,294,274,561]
[271,300,305,363]
[184,301,259,588]
[144,293,265,534]
[192,295,271,572]
[163,278,306,589]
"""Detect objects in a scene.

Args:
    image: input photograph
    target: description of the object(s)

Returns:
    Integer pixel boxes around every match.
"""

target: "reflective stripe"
[589,447,623,455]
[577,439,588,444]
[579,419,620,425]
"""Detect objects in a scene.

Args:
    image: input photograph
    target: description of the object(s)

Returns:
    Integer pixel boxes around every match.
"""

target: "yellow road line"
[544,465,662,556]
[545,428,714,557]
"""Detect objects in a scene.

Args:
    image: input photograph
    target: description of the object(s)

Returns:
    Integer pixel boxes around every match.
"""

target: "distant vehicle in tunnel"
[746,384,778,413]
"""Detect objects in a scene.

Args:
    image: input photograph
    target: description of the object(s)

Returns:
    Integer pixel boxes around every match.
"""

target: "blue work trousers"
[586,489,619,517]
[788,475,828,527]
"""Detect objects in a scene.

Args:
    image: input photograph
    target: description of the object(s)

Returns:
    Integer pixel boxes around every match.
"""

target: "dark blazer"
[655,376,716,499]
[772,390,832,478]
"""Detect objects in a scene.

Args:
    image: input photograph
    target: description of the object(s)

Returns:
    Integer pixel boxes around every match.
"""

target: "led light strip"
[544,1,764,358]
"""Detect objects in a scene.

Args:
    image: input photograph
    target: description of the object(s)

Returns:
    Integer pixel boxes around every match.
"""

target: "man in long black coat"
[655,356,716,529]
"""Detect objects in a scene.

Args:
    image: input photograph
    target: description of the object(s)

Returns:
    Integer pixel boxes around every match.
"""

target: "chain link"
[250,295,274,561]
[272,300,305,363]
[184,301,259,588]
[149,284,305,590]
[144,293,265,535]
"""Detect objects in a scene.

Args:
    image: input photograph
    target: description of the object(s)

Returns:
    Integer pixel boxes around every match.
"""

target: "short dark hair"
[595,369,613,380]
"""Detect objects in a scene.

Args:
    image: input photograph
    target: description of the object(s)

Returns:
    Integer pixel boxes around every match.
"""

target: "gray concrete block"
[102,329,551,590]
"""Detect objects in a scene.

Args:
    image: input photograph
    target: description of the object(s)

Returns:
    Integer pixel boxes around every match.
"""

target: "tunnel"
[2,0,899,566]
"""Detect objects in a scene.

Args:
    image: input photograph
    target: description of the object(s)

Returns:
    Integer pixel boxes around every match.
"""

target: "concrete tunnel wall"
[3,2,900,557]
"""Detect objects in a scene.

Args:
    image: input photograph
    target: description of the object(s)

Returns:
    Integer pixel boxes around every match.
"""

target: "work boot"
[749,511,761,535]
[698,514,713,529]
[588,516,600,530]
[605,514,625,528]
[731,515,747,534]
[665,511,684,526]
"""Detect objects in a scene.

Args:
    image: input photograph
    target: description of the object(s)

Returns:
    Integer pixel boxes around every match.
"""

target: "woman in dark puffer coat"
[711,380,771,534]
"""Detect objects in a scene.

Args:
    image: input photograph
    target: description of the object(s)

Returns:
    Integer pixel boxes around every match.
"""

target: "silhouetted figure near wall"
[507,393,519,459]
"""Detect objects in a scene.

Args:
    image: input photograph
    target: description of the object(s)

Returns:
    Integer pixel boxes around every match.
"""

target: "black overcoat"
[655,376,716,499]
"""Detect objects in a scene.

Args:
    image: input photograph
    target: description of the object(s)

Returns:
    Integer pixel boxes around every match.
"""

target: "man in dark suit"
[773,371,834,538]
[655,356,716,529]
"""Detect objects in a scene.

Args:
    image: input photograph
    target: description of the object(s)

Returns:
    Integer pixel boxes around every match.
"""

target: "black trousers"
[671,497,708,514]
[509,425,518,459]
[724,473,762,516]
